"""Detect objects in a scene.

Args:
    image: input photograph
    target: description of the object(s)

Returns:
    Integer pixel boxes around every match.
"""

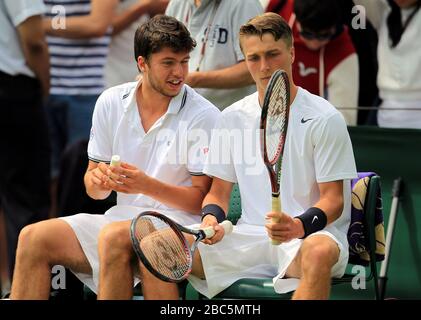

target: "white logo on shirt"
[299,62,317,77]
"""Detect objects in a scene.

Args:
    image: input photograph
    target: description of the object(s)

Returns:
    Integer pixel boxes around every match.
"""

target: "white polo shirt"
[166,0,262,110]
[204,87,357,245]
[0,0,46,77]
[88,81,220,225]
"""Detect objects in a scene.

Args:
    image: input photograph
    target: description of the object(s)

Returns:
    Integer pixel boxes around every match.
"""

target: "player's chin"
[160,89,181,98]
[166,81,184,93]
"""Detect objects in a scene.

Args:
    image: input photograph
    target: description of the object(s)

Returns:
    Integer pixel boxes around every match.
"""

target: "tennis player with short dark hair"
[10,15,219,300]
[141,12,357,300]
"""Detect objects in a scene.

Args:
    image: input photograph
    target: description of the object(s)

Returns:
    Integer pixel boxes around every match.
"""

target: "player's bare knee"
[98,223,132,262]
[301,239,338,274]
[17,222,45,259]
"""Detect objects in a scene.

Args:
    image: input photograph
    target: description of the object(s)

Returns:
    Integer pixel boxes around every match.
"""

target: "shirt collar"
[167,85,188,114]
[122,79,188,115]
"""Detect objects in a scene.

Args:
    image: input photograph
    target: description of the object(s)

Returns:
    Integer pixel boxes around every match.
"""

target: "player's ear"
[137,56,147,73]
[290,45,295,65]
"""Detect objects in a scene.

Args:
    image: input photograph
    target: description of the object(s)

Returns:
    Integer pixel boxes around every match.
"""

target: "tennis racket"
[260,69,291,245]
[130,211,233,282]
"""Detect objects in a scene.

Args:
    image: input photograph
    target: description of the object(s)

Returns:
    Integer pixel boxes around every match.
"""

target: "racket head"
[130,211,193,283]
[260,69,291,194]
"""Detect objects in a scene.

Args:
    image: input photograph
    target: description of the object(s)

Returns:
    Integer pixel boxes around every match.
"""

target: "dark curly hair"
[134,14,196,63]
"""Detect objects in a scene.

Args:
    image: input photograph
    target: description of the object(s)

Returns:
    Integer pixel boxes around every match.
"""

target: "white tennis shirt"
[88,81,220,225]
[204,87,357,244]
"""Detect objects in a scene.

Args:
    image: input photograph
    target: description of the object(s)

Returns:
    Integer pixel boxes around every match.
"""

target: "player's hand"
[103,162,149,194]
[90,162,112,191]
[265,211,305,243]
[200,214,225,245]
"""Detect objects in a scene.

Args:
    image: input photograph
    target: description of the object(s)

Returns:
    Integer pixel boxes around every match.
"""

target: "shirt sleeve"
[5,0,46,27]
[87,92,113,163]
[186,107,220,175]
[231,0,264,62]
[312,113,358,183]
[203,113,238,183]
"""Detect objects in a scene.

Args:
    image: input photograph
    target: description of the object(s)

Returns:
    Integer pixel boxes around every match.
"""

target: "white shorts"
[188,223,349,299]
[60,205,201,293]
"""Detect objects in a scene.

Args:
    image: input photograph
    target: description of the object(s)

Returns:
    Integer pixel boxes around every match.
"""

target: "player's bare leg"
[140,234,205,300]
[286,235,339,300]
[11,219,91,299]
[97,220,135,300]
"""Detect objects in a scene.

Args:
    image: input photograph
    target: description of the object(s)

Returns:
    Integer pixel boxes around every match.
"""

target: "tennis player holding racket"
[10,15,220,300]
[142,12,357,300]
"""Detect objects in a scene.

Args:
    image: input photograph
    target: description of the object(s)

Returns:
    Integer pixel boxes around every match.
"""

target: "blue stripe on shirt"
[44,0,90,4]
[51,75,103,79]
[47,42,109,48]
[50,64,104,69]
[52,84,103,89]
[50,53,107,59]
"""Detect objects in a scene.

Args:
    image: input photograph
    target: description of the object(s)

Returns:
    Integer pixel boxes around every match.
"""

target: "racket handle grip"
[271,196,282,245]
[272,196,281,214]
[202,220,233,239]
[110,155,121,167]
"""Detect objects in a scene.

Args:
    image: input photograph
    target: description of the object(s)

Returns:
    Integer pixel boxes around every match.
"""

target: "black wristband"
[201,204,226,223]
[296,207,328,238]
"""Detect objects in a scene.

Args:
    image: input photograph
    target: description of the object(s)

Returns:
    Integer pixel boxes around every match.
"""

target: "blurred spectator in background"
[0,0,51,282]
[43,0,118,182]
[105,0,169,88]
[260,0,271,10]
[267,0,359,125]
[42,0,118,222]
[354,0,421,128]
[166,0,263,110]
[342,0,379,125]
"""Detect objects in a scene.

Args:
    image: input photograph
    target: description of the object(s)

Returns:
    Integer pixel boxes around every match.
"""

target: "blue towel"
[348,172,385,266]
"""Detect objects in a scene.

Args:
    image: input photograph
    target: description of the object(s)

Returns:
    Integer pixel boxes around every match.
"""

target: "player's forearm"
[201,178,233,214]
[202,192,230,215]
[188,61,254,89]
[84,171,112,200]
[143,177,208,214]
[312,194,344,225]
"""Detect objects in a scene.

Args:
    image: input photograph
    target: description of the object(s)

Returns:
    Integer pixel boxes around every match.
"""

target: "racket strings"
[133,217,190,280]
[266,79,288,163]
